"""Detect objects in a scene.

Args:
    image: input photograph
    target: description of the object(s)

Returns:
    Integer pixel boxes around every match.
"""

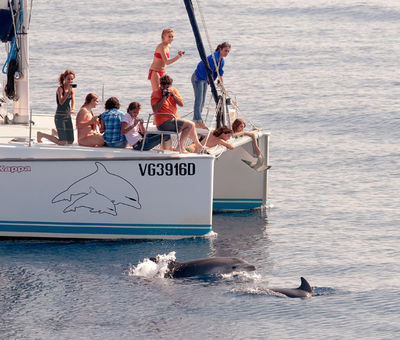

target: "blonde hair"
[161,28,174,40]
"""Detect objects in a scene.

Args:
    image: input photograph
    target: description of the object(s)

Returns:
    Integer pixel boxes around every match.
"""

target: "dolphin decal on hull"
[52,162,141,215]
[63,187,117,215]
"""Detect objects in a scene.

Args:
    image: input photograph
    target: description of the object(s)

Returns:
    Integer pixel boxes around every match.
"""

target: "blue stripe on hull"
[0,221,211,237]
[213,198,264,211]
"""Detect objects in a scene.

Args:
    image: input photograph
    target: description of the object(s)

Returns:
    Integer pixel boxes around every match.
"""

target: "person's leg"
[135,134,170,151]
[150,70,161,92]
[192,73,208,123]
[53,115,68,145]
[37,131,62,145]
[64,115,74,144]
[179,119,202,152]
[249,132,262,156]
[198,79,208,118]
[107,140,127,148]
[78,135,105,147]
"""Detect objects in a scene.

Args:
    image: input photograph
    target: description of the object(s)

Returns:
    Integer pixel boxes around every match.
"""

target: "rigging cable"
[194,0,224,90]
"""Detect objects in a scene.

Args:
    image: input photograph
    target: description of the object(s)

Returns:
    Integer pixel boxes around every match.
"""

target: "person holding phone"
[37,69,76,145]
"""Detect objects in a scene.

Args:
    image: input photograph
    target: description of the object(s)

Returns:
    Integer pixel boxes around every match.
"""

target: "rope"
[194,0,226,94]
[194,0,260,131]
[199,129,212,154]
[8,0,20,51]
[28,0,33,29]
[2,37,18,74]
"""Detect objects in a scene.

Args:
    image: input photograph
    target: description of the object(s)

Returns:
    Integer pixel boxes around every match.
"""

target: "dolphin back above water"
[268,277,314,298]
[150,257,256,278]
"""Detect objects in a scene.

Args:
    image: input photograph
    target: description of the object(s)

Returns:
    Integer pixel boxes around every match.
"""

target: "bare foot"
[194,144,206,153]
[172,146,189,153]
[51,129,58,137]
[37,131,43,143]
[194,121,209,130]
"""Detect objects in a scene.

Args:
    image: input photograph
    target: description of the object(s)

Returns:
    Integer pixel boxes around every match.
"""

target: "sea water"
[1,0,399,339]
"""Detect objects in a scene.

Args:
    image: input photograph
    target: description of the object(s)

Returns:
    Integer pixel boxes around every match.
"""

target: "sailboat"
[0,0,270,239]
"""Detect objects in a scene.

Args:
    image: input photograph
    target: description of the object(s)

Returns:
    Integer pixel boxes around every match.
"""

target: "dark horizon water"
[1,0,399,339]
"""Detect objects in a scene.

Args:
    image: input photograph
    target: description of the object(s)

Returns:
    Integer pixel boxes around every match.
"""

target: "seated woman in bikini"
[148,28,184,91]
[232,118,261,156]
[186,126,234,152]
[75,93,104,147]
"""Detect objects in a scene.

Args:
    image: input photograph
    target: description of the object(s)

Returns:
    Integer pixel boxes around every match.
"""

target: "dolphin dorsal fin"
[299,277,313,292]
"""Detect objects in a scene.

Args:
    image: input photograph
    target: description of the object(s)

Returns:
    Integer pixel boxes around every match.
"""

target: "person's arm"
[99,118,105,134]
[218,139,234,150]
[70,89,75,113]
[120,118,142,135]
[56,86,69,105]
[243,131,261,156]
[120,121,131,135]
[170,89,184,107]
[152,95,168,113]
[138,120,145,134]
[162,46,183,65]
[76,109,97,129]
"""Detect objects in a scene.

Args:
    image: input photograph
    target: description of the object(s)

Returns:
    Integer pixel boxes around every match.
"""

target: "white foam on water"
[129,251,176,279]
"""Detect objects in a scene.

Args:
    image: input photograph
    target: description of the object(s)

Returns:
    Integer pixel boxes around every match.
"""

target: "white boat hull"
[0,147,214,239]
[0,114,270,239]
[213,132,270,211]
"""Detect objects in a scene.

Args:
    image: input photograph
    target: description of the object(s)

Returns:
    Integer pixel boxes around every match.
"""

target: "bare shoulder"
[155,42,164,52]
[77,107,91,120]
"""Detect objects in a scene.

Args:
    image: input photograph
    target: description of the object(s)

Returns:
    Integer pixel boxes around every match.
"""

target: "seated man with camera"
[151,74,203,153]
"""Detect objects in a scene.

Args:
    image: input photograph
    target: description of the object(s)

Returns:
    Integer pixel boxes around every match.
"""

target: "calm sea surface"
[1,0,399,339]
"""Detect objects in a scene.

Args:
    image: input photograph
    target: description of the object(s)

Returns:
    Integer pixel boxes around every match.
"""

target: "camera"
[164,91,170,98]
[71,84,77,88]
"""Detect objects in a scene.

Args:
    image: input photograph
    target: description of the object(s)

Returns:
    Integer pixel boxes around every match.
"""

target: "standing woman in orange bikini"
[148,28,184,91]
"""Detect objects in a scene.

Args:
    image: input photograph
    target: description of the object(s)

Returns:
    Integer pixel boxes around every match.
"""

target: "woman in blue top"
[191,42,231,129]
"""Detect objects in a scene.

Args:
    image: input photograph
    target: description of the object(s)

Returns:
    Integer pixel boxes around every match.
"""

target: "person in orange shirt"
[151,74,203,153]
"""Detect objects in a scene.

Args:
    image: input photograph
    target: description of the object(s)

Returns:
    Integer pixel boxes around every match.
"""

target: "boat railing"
[141,113,181,152]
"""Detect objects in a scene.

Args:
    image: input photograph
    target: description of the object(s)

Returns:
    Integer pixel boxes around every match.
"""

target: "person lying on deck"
[186,126,234,153]
[232,118,261,156]
[121,101,170,151]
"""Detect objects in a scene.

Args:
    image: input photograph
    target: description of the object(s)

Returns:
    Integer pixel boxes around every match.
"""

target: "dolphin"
[268,277,314,298]
[52,162,141,209]
[63,187,117,215]
[241,153,271,172]
[150,257,256,278]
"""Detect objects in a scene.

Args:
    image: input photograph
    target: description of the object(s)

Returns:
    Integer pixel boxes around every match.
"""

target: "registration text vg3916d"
[138,163,196,176]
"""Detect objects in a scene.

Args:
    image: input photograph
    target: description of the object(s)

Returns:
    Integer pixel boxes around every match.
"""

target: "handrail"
[141,113,181,152]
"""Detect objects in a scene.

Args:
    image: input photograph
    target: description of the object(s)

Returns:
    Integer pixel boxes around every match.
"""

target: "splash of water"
[129,251,177,278]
